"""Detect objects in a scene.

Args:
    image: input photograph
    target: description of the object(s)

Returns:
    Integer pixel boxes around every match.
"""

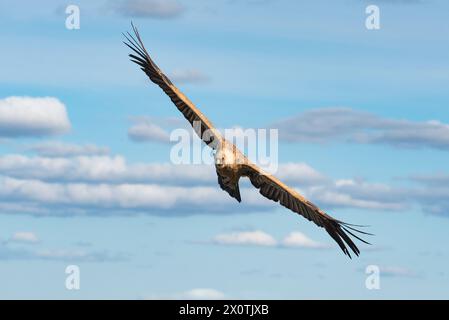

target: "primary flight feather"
[124,24,370,258]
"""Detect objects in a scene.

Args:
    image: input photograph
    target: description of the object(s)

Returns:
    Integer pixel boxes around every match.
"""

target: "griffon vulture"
[124,24,370,258]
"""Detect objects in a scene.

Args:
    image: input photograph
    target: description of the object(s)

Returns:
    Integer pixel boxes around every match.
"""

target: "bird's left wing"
[124,24,223,149]
[241,162,370,258]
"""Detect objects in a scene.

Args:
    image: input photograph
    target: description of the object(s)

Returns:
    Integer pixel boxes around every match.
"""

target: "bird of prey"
[124,24,370,258]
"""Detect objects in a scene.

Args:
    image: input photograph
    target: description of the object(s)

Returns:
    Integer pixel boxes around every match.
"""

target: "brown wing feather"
[241,163,370,258]
[124,24,222,149]
[216,170,242,203]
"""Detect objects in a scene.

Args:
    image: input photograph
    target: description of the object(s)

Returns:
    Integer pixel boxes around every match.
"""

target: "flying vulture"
[124,24,370,258]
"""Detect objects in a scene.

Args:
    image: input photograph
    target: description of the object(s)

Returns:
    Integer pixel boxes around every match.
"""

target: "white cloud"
[0,242,124,262]
[281,231,326,249]
[145,288,226,300]
[0,147,445,219]
[0,96,70,137]
[169,69,210,84]
[211,230,328,250]
[114,0,184,19]
[312,190,405,211]
[0,154,328,187]
[275,162,327,185]
[212,230,277,247]
[0,176,267,215]
[9,231,39,244]
[34,249,120,261]
[379,266,417,278]
[128,118,170,143]
[0,153,416,216]
[363,0,422,4]
[179,288,225,300]
[27,142,109,157]
[274,107,449,150]
[409,173,449,188]
[0,155,215,184]
[0,150,439,217]
[309,179,407,211]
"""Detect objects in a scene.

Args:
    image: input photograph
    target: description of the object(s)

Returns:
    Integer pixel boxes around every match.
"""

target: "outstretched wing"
[124,24,222,149]
[241,163,370,258]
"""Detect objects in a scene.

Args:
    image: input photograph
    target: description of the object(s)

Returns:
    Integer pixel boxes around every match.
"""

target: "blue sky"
[0,0,449,299]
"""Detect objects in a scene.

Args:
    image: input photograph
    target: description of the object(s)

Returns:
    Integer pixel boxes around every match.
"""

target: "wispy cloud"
[0,97,70,138]
[8,231,39,244]
[169,69,210,84]
[145,288,226,300]
[26,142,109,157]
[0,148,445,217]
[112,0,185,19]
[361,0,423,4]
[402,175,449,216]
[33,248,126,262]
[0,243,125,262]
[275,162,327,186]
[128,117,171,143]
[377,266,418,278]
[309,178,407,211]
[408,173,449,186]
[0,176,270,216]
[0,155,214,184]
[177,288,225,300]
[0,152,431,217]
[0,155,326,186]
[274,107,449,151]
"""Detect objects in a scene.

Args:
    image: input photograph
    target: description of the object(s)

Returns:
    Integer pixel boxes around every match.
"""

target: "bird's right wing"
[124,24,223,149]
[241,162,370,258]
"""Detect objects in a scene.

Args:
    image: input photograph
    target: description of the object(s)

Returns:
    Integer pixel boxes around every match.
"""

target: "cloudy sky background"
[0,0,448,299]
